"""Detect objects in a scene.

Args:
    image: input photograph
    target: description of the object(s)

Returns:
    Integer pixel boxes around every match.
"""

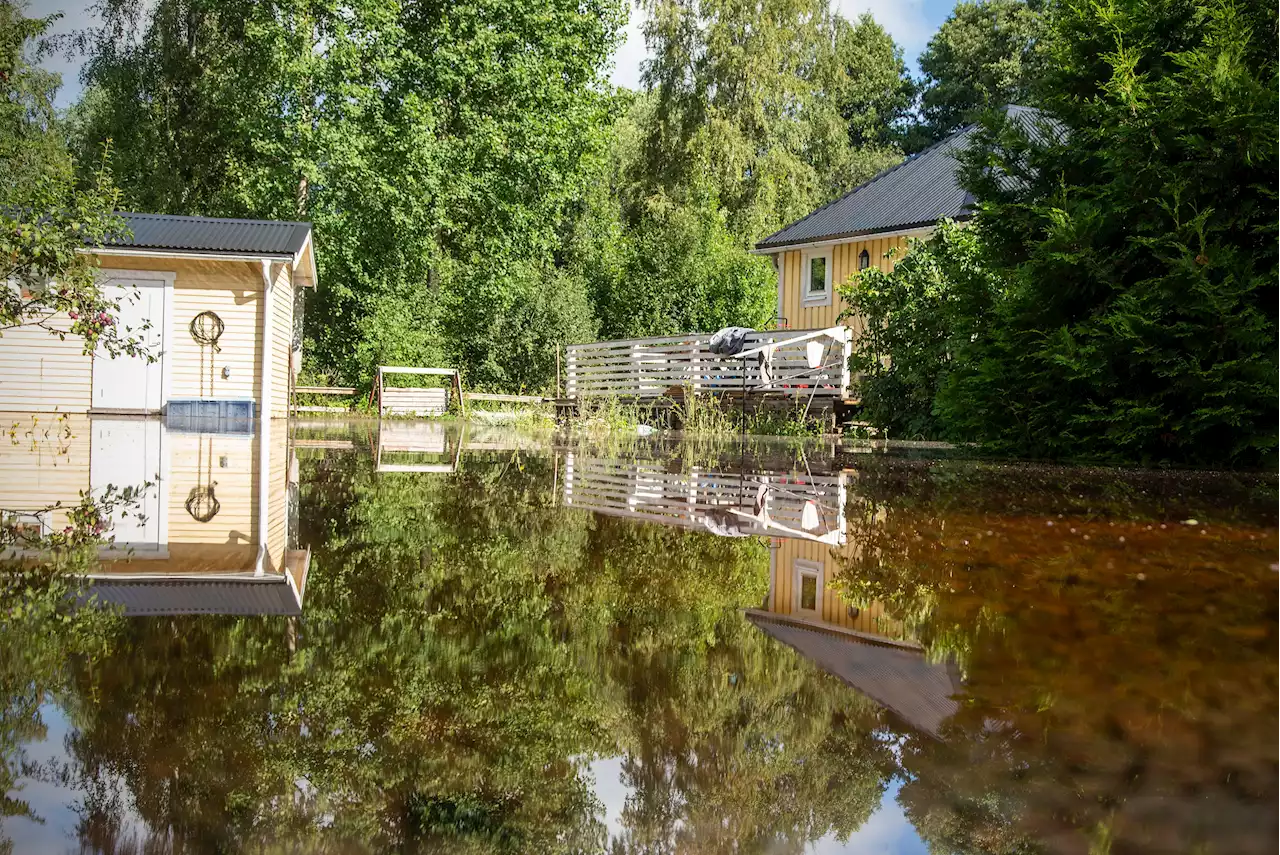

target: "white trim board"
[751,225,937,256]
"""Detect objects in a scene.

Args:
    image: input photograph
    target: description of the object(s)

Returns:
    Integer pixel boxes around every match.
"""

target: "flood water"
[1,416,1276,854]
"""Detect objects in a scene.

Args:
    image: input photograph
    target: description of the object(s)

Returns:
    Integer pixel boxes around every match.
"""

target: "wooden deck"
[564,327,852,403]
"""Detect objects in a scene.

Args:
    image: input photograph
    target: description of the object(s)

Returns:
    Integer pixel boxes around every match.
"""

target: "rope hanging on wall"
[185,485,221,522]
[189,310,225,352]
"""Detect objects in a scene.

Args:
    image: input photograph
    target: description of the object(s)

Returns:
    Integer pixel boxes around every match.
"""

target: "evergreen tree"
[941,0,1278,464]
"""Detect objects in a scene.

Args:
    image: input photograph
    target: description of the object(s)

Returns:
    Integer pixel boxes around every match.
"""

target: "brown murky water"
[1,416,1275,853]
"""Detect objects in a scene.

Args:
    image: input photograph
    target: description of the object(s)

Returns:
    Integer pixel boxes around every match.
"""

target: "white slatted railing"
[564,327,852,400]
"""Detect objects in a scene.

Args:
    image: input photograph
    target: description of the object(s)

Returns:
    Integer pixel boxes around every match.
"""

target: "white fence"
[564,326,852,401]
[377,366,462,416]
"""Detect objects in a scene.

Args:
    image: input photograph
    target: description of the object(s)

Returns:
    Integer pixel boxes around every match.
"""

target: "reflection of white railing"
[564,326,852,401]
[376,421,463,473]
[562,453,847,545]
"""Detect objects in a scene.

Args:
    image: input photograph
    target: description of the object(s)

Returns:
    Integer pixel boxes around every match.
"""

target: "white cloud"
[834,0,935,62]
[608,1,649,90]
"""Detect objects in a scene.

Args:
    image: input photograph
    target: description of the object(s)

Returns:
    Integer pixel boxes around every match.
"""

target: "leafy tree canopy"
[913,0,1046,148]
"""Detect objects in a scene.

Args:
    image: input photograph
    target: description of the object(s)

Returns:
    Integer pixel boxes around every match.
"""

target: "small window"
[858,249,871,270]
[794,558,823,616]
[3,511,50,541]
[800,574,818,611]
[803,252,831,304]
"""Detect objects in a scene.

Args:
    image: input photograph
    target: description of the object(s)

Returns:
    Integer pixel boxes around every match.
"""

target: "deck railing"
[564,326,852,401]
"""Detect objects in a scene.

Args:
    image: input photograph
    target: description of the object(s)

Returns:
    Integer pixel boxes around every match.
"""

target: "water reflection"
[1,412,308,614]
[0,418,1275,854]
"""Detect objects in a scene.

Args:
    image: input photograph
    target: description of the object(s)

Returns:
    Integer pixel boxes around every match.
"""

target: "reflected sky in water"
[1,416,1275,853]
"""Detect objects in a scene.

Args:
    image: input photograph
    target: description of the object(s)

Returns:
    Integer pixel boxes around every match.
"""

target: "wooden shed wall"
[0,254,297,415]
[776,234,910,338]
[0,317,93,412]
[269,262,294,418]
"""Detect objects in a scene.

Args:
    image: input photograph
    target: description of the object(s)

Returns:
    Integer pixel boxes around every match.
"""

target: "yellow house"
[753,107,1042,330]
[0,211,317,419]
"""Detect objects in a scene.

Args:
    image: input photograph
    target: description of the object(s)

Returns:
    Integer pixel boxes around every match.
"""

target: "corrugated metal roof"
[105,212,312,257]
[80,577,303,616]
[747,612,962,738]
[756,105,1047,250]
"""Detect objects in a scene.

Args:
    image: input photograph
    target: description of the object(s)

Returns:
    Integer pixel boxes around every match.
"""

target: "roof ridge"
[119,211,311,227]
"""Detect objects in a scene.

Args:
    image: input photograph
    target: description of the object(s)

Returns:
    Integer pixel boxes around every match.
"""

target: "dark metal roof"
[80,577,303,616]
[106,212,312,258]
[747,612,962,738]
[755,105,1046,251]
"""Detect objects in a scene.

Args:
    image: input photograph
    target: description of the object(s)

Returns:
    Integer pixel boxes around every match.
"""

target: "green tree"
[840,220,998,440]
[940,0,1278,464]
[913,0,1046,147]
[75,0,623,390]
[0,3,142,358]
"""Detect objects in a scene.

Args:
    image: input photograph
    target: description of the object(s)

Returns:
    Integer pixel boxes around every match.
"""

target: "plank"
[379,366,458,377]
[294,385,357,395]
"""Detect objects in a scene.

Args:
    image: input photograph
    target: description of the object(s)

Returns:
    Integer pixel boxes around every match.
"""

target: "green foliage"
[569,0,916,342]
[0,4,143,358]
[845,0,1277,464]
[840,221,999,440]
[913,0,1046,148]
[941,0,1278,464]
[75,0,625,391]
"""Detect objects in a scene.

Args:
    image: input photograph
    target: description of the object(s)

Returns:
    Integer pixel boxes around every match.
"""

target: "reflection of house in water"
[561,448,961,737]
[0,413,307,615]
[750,535,962,739]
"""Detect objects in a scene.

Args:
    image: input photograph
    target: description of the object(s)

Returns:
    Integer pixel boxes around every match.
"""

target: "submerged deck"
[563,327,853,409]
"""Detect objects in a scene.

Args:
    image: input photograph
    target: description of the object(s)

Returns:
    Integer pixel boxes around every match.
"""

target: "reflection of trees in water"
[833,458,1279,855]
[51,449,895,853]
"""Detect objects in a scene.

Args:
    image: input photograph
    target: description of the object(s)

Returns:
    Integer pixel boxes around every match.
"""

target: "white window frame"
[793,558,824,616]
[801,249,832,307]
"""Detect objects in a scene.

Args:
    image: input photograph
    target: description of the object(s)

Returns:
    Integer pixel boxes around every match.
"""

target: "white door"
[90,418,166,554]
[92,277,168,412]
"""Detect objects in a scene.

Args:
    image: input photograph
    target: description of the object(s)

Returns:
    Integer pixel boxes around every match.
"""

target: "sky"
[31,0,956,109]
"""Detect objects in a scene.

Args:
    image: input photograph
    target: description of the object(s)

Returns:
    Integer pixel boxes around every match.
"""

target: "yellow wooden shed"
[0,211,317,420]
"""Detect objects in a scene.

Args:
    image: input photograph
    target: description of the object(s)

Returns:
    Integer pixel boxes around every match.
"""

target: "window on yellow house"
[858,249,870,270]
[803,251,830,304]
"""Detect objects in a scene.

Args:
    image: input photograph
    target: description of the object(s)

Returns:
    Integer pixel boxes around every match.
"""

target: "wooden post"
[840,326,853,400]
[452,369,466,417]
[556,346,561,398]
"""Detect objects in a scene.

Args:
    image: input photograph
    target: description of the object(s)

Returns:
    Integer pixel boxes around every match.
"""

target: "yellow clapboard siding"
[170,287,265,402]
[775,234,917,351]
[768,536,907,641]
[268,265,294,418]
[0,323,94,412]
